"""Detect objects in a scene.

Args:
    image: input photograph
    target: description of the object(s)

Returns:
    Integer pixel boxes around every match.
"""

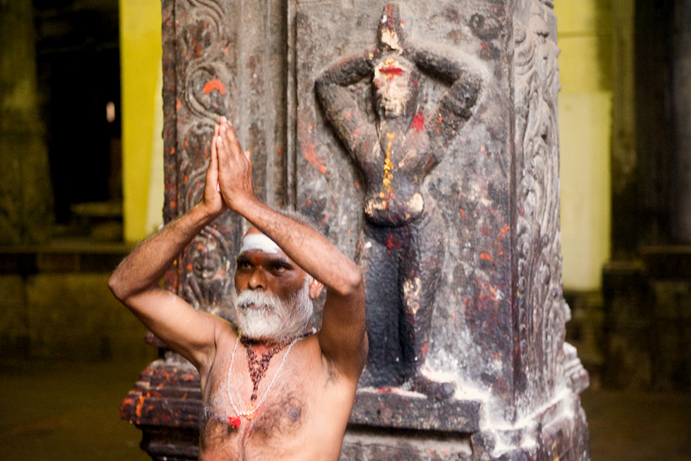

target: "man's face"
[233,230,314,342]
[373,57,416,119]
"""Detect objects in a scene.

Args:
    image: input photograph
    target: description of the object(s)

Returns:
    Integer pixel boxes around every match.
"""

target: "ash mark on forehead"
[240,233,281,255]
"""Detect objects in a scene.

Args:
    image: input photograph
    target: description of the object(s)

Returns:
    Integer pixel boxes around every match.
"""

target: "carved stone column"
[121,1,589,460]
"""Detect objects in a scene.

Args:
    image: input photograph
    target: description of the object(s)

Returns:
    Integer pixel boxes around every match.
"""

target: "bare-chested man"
[109,116,367,460]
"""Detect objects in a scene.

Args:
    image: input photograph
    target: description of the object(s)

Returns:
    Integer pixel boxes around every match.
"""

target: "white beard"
[234,278,314,343]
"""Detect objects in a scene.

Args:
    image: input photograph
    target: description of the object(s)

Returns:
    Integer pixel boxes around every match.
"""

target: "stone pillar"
[122,1,590,459]
[297,1,588,458]
[0,0,53,245]
[671,0,691,242]
[611,0,638,257]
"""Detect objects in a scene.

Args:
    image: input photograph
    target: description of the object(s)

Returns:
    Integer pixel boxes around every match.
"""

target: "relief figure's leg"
[400,210,452,399]
[357,224,406,387]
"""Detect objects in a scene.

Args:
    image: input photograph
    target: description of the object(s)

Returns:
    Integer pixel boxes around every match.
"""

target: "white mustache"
[236,290,281,311]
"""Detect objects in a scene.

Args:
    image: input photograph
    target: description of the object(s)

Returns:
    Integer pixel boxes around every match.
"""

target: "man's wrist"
[192,202,223,226]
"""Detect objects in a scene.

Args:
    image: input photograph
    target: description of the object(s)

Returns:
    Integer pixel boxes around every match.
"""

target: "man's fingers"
[216,136,226,158]
[220,118,244,159]
[244,150,251,161]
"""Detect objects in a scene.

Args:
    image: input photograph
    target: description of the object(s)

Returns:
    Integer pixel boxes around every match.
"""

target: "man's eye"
[237,261,252,270]
[272,263,287,272]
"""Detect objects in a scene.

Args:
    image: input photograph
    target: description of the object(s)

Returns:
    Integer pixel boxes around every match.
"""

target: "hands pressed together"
[202,116,255,219]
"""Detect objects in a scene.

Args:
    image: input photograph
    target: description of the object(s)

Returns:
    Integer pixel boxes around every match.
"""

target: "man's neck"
[239,330,311,354]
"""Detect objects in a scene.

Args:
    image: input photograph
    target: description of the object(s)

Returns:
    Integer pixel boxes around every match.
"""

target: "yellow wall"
[556,0,612,291]
[119,0,163,243]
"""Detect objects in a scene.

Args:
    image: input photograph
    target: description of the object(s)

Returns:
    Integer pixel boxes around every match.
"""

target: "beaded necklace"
[226,335,301,428]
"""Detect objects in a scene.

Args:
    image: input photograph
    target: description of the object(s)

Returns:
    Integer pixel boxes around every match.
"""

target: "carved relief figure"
[316,3,482,399]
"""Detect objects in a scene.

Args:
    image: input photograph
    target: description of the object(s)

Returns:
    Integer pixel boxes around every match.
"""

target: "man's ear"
[308,278,324,300]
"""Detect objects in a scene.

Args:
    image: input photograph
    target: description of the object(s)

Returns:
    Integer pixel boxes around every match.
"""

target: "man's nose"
[248,268,266,290]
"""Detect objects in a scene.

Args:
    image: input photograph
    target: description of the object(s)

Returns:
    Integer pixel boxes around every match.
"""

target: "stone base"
[342,390,589,461]
[121,359,201,461]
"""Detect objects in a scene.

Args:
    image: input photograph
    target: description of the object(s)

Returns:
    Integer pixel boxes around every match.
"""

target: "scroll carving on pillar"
[315,4,483,400]
[165,0,243,322]
[513,0,587,415]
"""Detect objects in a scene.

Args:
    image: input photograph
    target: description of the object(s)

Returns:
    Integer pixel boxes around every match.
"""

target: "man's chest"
[200,356,324,457]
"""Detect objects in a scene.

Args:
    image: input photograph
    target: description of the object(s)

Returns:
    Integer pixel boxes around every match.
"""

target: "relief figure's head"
[372,56,420,121]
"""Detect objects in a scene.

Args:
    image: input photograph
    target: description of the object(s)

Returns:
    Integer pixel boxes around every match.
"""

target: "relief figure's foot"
[411,373,456,401]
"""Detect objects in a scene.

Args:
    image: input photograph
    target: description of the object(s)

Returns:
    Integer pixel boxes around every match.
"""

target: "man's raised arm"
[108,124,229,372]
[214,117,367,380]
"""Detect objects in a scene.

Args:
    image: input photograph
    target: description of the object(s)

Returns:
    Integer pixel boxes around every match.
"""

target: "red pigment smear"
[411,111,424,132]
[386,234,403,250]
[228,416,241,429]
[203,79,226,95]
[380,67,404,76]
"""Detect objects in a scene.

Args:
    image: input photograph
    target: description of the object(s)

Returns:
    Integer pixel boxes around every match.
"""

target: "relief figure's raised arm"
[315,55,378,165]
[405,45,483,146]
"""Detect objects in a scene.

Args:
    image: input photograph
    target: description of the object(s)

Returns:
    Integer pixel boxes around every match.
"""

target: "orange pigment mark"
[203,79,226,95]
[136,397,145,418]
[500,226,510,234]
[299,121,327,175]
[383,138,394,192]
[460,209,466,218]
[480,253,492,261]
[176,99,182,110]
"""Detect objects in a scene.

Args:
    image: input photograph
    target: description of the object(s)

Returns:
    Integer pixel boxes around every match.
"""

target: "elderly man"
[109,116,367,460]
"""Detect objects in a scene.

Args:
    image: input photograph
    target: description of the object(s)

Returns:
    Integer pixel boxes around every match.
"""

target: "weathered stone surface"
[350,389,480,432]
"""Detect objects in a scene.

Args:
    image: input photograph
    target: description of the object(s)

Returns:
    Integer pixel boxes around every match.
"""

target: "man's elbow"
[108,272,131,304]
[339,265,364,298]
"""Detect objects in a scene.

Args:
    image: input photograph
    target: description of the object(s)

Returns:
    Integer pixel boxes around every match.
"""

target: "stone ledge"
[349,389,481,433]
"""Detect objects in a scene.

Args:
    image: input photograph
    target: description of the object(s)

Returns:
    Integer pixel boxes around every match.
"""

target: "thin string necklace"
[226,335,301,428]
